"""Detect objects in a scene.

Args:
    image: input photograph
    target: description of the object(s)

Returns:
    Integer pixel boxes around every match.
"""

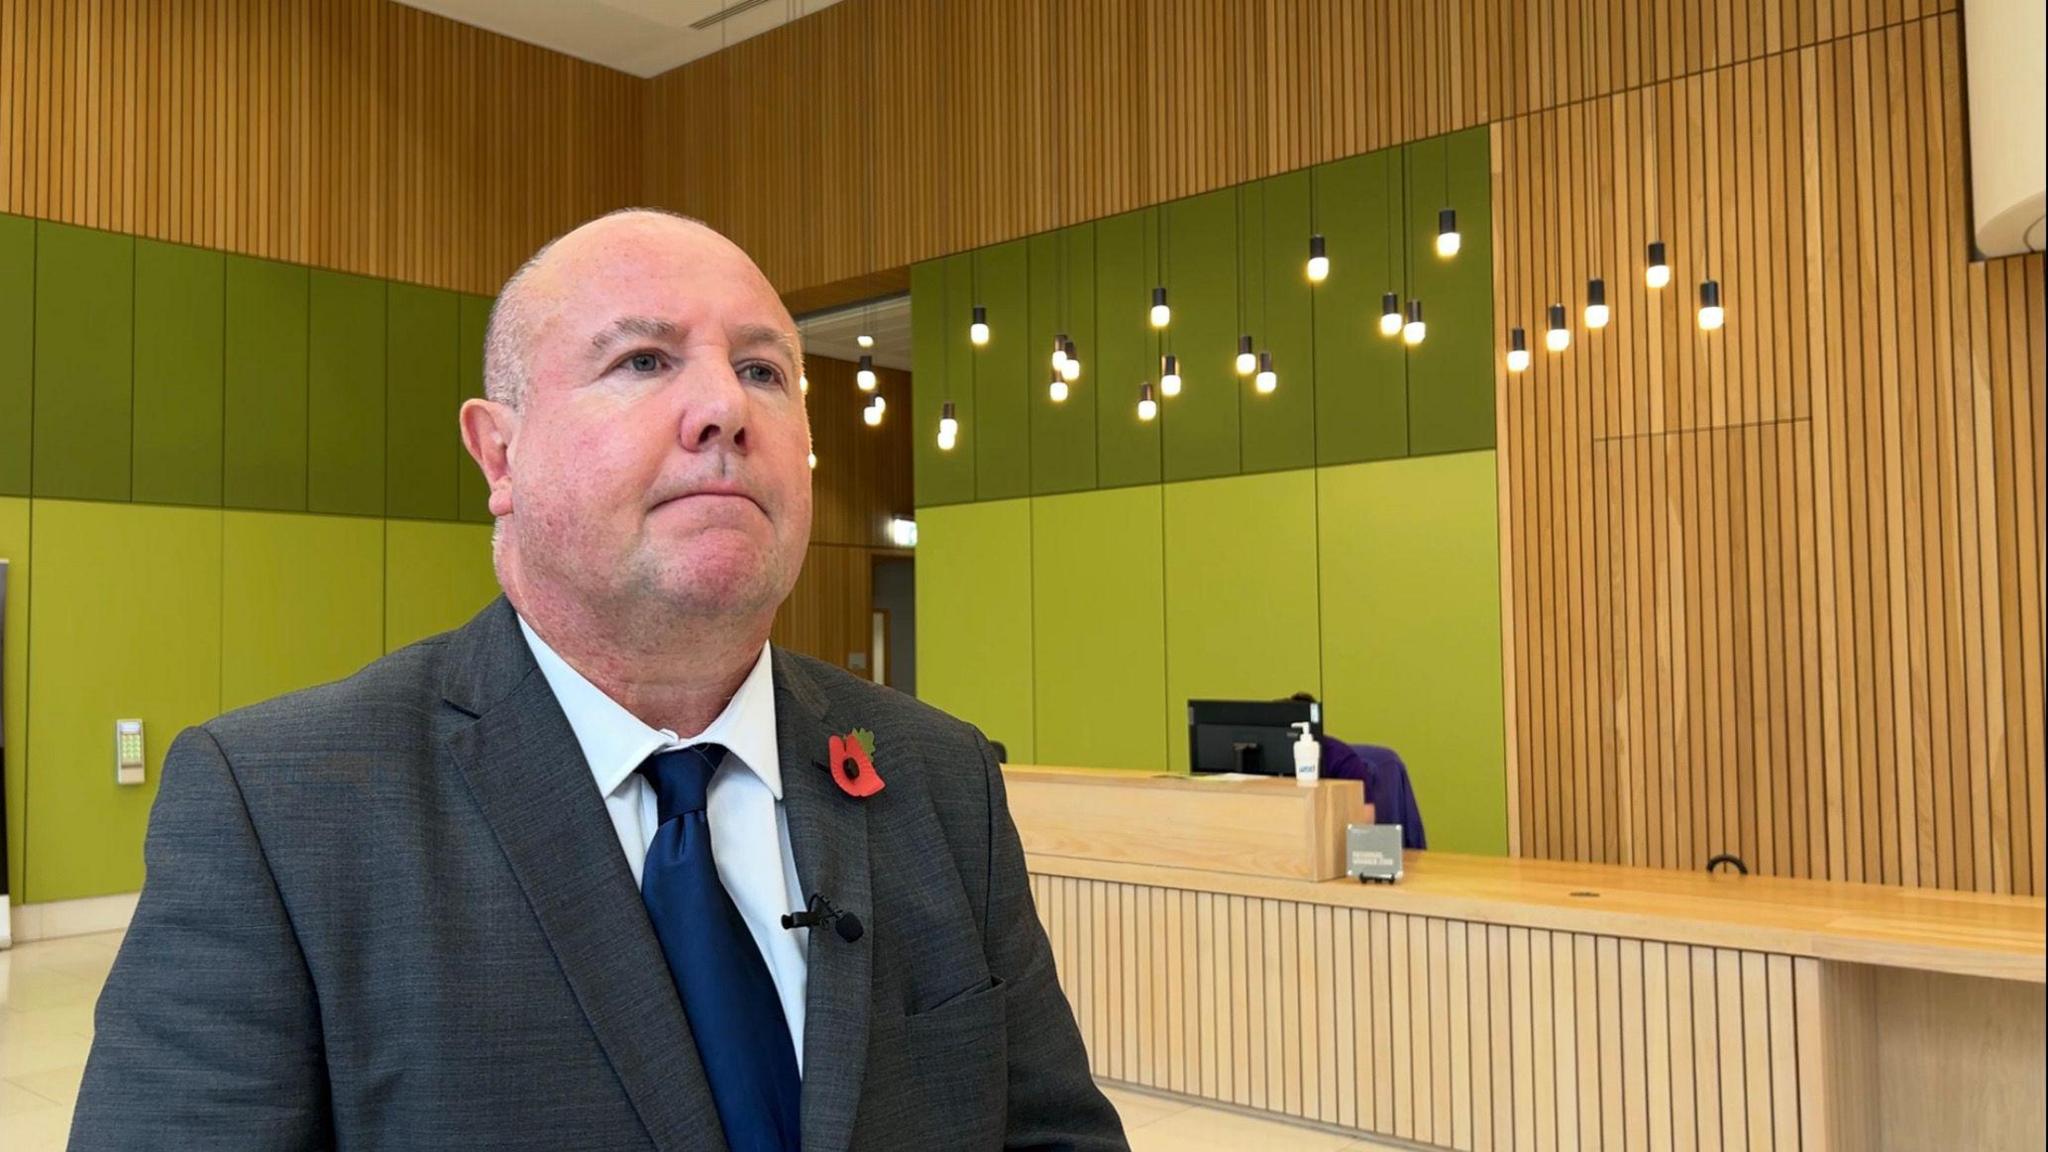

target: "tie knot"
[639,744,727,824]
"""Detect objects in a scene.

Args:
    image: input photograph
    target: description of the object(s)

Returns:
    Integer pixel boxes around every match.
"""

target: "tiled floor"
[2,930,1404,1151]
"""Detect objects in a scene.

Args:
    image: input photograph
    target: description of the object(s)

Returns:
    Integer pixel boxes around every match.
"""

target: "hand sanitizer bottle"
[1292,722,1320,787]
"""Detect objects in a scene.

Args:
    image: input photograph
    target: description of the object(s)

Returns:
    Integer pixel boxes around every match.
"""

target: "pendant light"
[1136,382,1158,422]
[799,373,809,395]
[1049,369,1069,404]
[856,333,875,349]
[1584,278,1609,329]
[1433,50,1459,259]
[1436,208,1461,258]
[1379,291,1403,337]
[862,398,884,427]
[1506,326,1531,372]
[1645,241,1671,289]
[1380,150,1402,338]
[1060,338,1081,382]
[1160,354,1182,397]
[937,401,959,451]
[807,450,817,469]
[1254,351,1277,394]
[1306,234,1329,283]
[1051,334,1068,372]
[1150,286,1171,328]
[969,304,989,346]
[1545,303,1571,352]
[1698,279,1725,330]
[856,354,877,392]
[1399,146,1424,344]
[1235,334,1256,376]
[1403,300,1427,345]
[1304,45,1330,285]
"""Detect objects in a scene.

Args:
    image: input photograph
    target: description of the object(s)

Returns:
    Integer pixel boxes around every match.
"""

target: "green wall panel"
[387,283,460,520]
[457,294,493,523]
[914,499,1034,761]
[1404,128,1495,455]
[308,270,387,516]
[384,519,498,651]
[1318,452,1507,854]
[32,222,132,501]
[132,240,226,507]
[1027,228,1098,494]
[1161,190,1243,483]
[912,258,975,507]
[1313,149,1410,465]
[1162,470,1322,772]
[0,216,34,495]
[1031,487,1168,770]
[970,241,1031,501]
[224,256,310,511]
[1242,172,1317,474]
[25,500,222,902]
[221,511,385,712]
[1093,213,1163,490]
[1,497,30,897]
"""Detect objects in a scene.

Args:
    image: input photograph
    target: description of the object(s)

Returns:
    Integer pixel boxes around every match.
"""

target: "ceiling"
[397,0,841,78]
[797,294,910,373]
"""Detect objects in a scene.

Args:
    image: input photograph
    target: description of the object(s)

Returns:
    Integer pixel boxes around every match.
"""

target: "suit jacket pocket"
[894,976,1008,1145]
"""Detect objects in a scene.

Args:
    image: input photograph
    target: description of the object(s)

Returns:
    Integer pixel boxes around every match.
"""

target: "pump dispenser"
[1292,722,1320,786]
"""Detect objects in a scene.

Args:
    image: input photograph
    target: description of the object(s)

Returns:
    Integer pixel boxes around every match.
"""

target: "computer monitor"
[1187,698,1321,776]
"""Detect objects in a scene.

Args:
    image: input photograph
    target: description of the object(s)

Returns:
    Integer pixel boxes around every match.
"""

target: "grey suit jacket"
[71,597,1127,1151]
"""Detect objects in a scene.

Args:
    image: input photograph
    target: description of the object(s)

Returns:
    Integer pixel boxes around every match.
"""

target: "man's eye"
[627,352,663,373]
[739,363,783,386]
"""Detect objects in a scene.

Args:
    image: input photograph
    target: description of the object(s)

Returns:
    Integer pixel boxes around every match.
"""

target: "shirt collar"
[518,616,783,802]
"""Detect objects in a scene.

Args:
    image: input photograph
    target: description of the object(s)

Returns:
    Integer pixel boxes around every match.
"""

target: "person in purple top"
[1289,693,1428,851]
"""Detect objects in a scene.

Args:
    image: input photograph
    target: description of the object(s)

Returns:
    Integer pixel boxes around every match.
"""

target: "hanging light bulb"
[1254,351,1277,393]
[871,394,886,415]
[1506,326,1531,373]
[1697,279,1725,330]
[856,354,877,392]
[1136,382,1158,422]
[969,305,989,346]
[1060,339,1081,382]
[937,400,959,450]
[1150,286,1172,328]
[1402,300,1427,345]
[807,450,818,469]
[799,374,809,394]
[1436,208,1461,258]
[1645,241,1671,289]
[1159,354,1182,397]
[856,333,875,349]
[1379,292,1403,337]
[1049,370,1069,404]
[862,401,883,427]
[1235,334,1256,376]
[1305,234,1330,283]
[936,430,956,452]
[1051,334,1069,371]
[1545,303,1571,352]
[1584,278,1610,329]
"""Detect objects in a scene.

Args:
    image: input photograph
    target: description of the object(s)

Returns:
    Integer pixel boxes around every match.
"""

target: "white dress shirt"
[518,619,810,1071]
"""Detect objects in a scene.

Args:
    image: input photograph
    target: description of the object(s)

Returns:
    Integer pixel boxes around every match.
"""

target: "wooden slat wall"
[644,0,1961,302]
[0,0,644,296]
[1030,870,1818,1151]
[1494,10,2046,894]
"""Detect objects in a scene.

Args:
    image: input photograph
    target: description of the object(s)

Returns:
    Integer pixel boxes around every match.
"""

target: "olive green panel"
[1317,452,1507,854]
[1028,228,1098,495]
[0,217,36,495]
[914,498,1034,762]
[1092,212,1163,490]
[970,241,1031,501]
[1161,470,1322,773]
[131,239,225,507]
[32,222,133,502]
[1031,487,1168,770]
[223,256,310,512]
[307,270,387,516]
[1313,149,1410,465]
[912,257,975,507]
[1,498,29,896]
[24,500,222,902]
[221,511,385,711]
[384,519,499,651]
[1404,127,1495,455]
[457,294,494,523]
[1241,171,1317,475]
[386,283,461,520]
[1160,189,1243,483]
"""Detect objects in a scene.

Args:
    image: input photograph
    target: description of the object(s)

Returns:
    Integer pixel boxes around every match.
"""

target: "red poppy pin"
[828,728,885,798]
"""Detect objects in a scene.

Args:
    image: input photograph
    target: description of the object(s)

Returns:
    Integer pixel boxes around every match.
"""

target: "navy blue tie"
[638,745,802,1151]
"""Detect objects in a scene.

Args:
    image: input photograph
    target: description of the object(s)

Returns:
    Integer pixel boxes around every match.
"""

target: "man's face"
[493,216,812,626]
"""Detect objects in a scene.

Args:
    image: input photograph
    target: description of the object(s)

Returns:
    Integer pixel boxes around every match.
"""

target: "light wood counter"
[1007,766,2047,1152]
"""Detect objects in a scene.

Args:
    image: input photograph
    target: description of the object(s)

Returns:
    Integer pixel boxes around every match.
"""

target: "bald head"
[483,208,798,409]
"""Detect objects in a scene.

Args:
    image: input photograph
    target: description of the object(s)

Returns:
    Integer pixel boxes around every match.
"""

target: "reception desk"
[1005,766,2047,1152]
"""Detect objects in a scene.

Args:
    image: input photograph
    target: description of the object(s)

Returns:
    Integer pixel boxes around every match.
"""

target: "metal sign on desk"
[1347,823,1404,883]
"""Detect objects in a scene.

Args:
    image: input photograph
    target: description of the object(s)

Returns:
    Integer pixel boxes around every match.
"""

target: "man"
[72,209,1127,1151]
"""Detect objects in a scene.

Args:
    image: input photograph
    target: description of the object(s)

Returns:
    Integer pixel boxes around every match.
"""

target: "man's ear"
[459,399,518,518]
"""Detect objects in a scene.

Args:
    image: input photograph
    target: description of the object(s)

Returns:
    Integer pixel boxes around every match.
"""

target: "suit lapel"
[441,599,726,1152]
[773,652,873,1152]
